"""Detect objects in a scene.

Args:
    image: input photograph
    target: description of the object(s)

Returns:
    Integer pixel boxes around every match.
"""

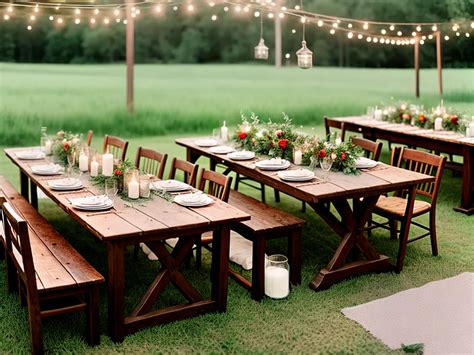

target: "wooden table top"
[176,138,434,203]
[4,147,250,243]
[333,116,474,147]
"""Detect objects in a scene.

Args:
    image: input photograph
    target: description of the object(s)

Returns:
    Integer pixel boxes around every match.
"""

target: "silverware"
[85,210,117,217]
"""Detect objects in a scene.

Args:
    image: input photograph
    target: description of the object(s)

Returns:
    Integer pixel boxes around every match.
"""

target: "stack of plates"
[355,157,378,169]
[151,179,191,192]
[70,195,114,211]
[16,150,45,160]
[209,145,234,154]
[194,139,218,147]
[255,158,291,171]
[31,164,63,176]
[277,169,315,182]
[174,192,213,207]
[227,151,255,161]
[48,178,83,191]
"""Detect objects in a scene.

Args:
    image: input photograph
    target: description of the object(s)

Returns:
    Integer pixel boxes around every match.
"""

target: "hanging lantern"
[254,38,269,60]
[296,40,312,69]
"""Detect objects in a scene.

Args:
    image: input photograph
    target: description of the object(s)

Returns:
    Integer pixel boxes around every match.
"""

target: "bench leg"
[27,297,43,355]
[86,286,100,346]
[251,236,266,302]
[6,254,18,294]
[30,181,38,211]
[273,189,280,203]
[288,229,302,285]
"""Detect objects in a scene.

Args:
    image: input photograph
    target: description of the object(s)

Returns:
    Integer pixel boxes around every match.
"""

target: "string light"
[428,34,433,40]
[4,14,10,21]
[444,35,449,40]
[267,13,274,19]
[104,18,110,24]
[380,38,385,43]
[416,25,421,31]
[30,15,36,21]
[57,17,63,24]
[75,18,80,24]
[381,29,386,35]
[285,53,290,59]
[456,32,460,36]
[254,11,260,17]
[332,22,338,28]
[278,13,284,19]
[291,29,296,34]
[347,23,352,28]
[329,29,335,35]
[363,22,369,30]
[347,32,353,39]
[114,9,120,16]
[49,16,54,21]
[75,9,81,15]
[27,25,32,31]
[187,4,195,12]
[254,13,269,60]
[7,6,13,13]
[366,36,372,42]
[209,2,215,7]
[317,20,323,27]
[397,31,402,36]
[173,6,179,11]
[90,18,96,24]
[471,22,474,29]
[55,5,59,11]
[34,4,39,13]
[452,24,459,31]
[389,24,395,31]
[94,9,99,15]
[412,31,417,36]
[432,24,438,31]
[211,14,217,21]
[466,33,470,37]
[373,37,379,43]
[223,6,228,12]
[420,39,425,44]
[357,34,363,39]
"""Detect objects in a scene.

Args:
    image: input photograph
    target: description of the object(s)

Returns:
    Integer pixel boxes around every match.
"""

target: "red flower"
[402,113,411,121]
[275,130,283,137]
[238,132,247,140]
[340,152,346,161]
[419,114,426,123]
[63,143,69,151]
[319,149,326,158]
[278,138,289,149]
[114,169,122,176]
[450,115,458,124]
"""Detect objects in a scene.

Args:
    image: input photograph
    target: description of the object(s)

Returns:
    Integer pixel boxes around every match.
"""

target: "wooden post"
[274,0,282,68]
[436,31,443,97]
[414,36,420,98]
[126,0,134,114]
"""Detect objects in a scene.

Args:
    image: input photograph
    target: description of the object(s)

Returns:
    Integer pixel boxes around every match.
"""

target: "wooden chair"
[195,169,233,269]
[86,130,93,146]
[325,116,346,141]
[103,135,129,161]
[135,147,168,179]
[351,136,383,161]
[368,148,446,273]
[2,202,103,354]
[168,157,199,187]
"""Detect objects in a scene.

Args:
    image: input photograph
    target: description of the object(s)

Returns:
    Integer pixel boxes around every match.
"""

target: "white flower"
[331,152,337,160]
[72,137,80,144]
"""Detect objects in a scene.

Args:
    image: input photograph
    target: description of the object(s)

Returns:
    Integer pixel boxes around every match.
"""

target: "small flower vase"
[309,156,318,171]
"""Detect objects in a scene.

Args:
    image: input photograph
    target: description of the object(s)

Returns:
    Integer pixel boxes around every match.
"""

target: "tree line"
[0,0,472,67]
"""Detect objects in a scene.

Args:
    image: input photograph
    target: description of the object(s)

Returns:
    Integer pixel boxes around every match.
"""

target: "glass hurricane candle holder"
[139,174,151,198]
[264,254,290,299]
[296,41,313,69]
[254,38,269,60]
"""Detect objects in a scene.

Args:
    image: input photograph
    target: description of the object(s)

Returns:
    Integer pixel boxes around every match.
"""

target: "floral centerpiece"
[52,131,82,165]
[90,159,134,193]
[233,112,362,175]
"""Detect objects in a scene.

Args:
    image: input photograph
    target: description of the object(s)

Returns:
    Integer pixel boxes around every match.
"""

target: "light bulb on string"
[357,34,363,39]
[285,53,290,59]
[466,33,470,38]
[432,24,437,31]
[291,29,296,34]
[268,13,274,19]
[373,37,378,43]
[94,9,99,15]
[209,2,215,7]
[390,39,395,44]
[104,18,110,25]
[57,18,63,24]
[7,6,13,13]
[329,29,335,35]
[187,4,195,12]
[380,38,385,44]
[456,32,460,36]
[75,9,81,15]
[27,25,32,31]
[366,37,372,42]
[397,31,402,36]
[363,22,369,30]
[381,29,386,35]
[49,16,54,21]
[244,6,250,13]
[332,22,338,28]
[254,11,260,17]
[471,22,474,29]
[296,8,312,69]
[428,34,433,40]
[416,25,421,31]
[420,40,425,44]
[421,35,426,40]
[444,35,449,40]
[4,14,10,21]
[30,15,36,21]
[116,18,120,23]
[223,7,228,12]
[347,23,352,28]
[389,24,395,31]
[90,18,96,24]
[55,5,60,11]
[317,20,323,27]
[75,18,80,24]
[114,9,120,16]
[173,6,179,11]
[412,31,417,36]
[34,4,39,13]
[278,13,284,19]
[452,24,458,31]
[254,13,269,60]
[347,32,353,39]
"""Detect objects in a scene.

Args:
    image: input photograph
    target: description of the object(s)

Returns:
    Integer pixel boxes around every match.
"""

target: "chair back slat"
[168,158,198,187]
[198,169,232,202]
[396,148,446,201]
[350,136,383,160]
[135,147,168,179]
[103,135,129,161]
[86,130,93,147]
[324,116,346,141]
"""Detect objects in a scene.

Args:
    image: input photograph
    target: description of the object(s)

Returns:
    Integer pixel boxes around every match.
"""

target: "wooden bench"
[227,190,305,301]
[0,176,104,354]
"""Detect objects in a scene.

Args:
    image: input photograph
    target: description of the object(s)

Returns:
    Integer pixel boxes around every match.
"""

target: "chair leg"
[260,183,266,203]
[251,237,265,302]
[86,286,100,346]
[27,298,43,355]
[195,241,202,270]
[301,201,306,213]
[6,255,18,294]
[273,189,280,203]
[396,218,411,273]
[389,219,398,240]
[429,210,438,256]
[234,174,240,191]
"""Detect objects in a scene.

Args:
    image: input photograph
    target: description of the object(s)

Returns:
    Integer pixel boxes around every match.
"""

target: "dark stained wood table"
[4,147,250,343]
[176,138,434,290]
[331,116,474,215]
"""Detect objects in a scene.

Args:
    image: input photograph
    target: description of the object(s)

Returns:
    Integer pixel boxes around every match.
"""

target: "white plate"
[227,151,256,161]
[257,158,287,167]
[209,145,234,154]
[16,150,45,160]
[174,194,213,207]
[355,157,378,169]
[194,139,218,147]
[151,180,191,192]
[256,160,291,171]
[71,195,114,211]
[277,169,315,181]
[48,179,83,191]
[73,202,114,211]
[31,164,63,176]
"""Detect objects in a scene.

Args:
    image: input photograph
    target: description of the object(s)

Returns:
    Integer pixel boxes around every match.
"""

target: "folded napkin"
[32,164,62,172]
[259,158,285,166]
[178,192,205,204]
[51,178,80,187]
[17,150,45,159]
[71,195,110,206]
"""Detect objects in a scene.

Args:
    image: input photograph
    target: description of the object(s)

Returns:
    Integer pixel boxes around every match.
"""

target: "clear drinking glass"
[67,150,76,177]
[105,178,118,198]
[366,106,375,119]
[212,128,221,142]
[320,156,333,181]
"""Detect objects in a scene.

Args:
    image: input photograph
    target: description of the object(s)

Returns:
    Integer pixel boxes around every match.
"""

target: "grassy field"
[0,64,473,353]
[1,64,473,145]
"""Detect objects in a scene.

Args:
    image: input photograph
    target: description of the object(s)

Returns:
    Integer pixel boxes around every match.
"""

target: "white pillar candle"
[44,140,52,155]
[79,154,89,172]
[220,121,228,142]
[102,153,114,176]
[469,121,474,137]
[264,266,289,299]
[293,150,303,165]
[90,159,99,177]
[128,179,140,199]
[374,109,383,120]
[335,138,342,146]
[434,117,443,131]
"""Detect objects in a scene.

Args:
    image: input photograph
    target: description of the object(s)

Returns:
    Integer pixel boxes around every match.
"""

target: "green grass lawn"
[0,64,473,353]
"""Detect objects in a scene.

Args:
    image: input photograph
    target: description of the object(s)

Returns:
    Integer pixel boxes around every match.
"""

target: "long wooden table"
[176,138,434,290]
[4,147,250,343]
[332,116,474,215]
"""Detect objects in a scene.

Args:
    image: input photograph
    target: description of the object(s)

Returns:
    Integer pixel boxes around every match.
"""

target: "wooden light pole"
[126,0,134,114]
[274,0,282,67]
[414,35,420,98]
[436,31,443,97]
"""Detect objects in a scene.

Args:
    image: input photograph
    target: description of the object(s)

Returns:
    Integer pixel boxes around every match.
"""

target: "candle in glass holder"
[79,152,89,172]
[434,117,443,131]
[90,158,99,177]
[128,177,140,199]
[139,176,151,198]
[102,152,114,176]
[293,149,303,165]
[44,139,52,155]
[264,254,290,299]
[374,109,383,120]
